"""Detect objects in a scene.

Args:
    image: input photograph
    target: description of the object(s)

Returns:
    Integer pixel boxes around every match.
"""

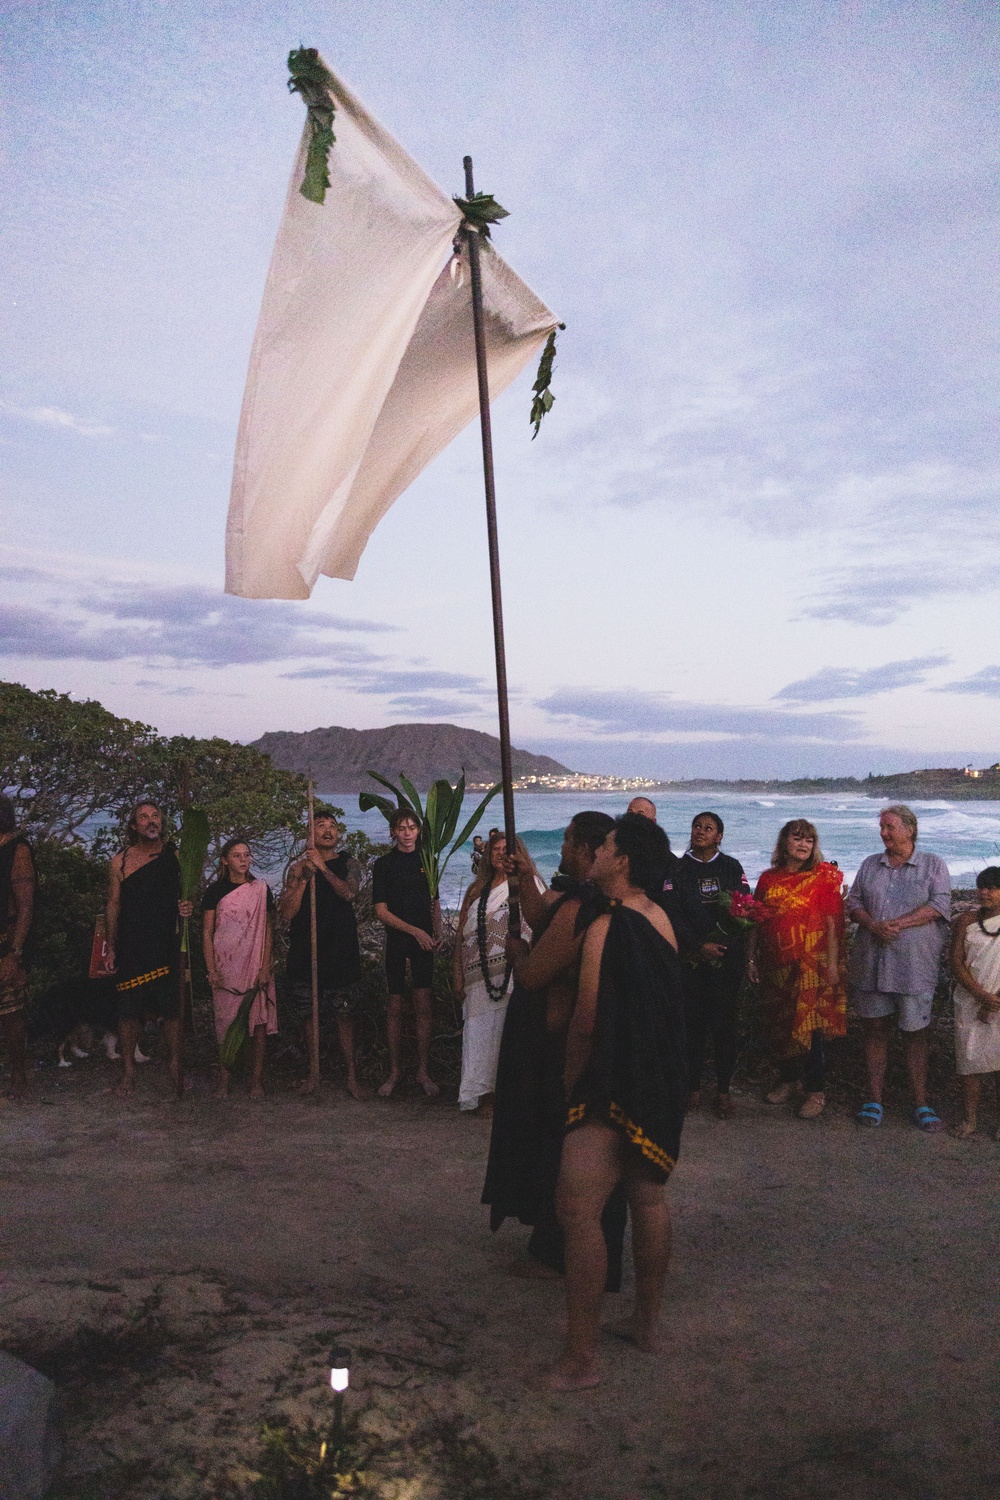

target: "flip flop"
[856,1101,883,1127]
[912,1106,945,1134]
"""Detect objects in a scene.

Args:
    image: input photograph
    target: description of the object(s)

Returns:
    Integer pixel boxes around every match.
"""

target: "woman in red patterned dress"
[748,819,846,1120]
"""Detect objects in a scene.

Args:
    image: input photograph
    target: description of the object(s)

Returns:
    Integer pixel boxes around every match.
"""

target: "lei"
[476,880,512,1002]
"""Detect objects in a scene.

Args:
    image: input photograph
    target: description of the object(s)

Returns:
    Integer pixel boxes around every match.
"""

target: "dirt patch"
[1,1059,998,1499]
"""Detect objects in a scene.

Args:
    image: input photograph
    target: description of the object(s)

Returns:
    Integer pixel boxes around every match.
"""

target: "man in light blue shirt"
[846,804,951,1131]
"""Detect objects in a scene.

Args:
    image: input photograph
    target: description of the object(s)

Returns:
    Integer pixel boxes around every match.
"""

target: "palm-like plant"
[358,771,501,901]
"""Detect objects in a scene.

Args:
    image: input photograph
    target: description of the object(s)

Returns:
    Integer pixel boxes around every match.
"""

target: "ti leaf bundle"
[452,191,510,240]
[359,771,501,900]
[219,985,260,1069]
[530,328,561,439]
[287,47,337,204]
[177,806,211,954]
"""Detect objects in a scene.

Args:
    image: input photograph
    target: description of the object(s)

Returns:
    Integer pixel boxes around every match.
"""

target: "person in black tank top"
[279,810,367,1098]
[372,808,439,1098]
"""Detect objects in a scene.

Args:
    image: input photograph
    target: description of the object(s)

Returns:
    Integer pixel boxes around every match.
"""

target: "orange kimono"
[754,862,847,1056]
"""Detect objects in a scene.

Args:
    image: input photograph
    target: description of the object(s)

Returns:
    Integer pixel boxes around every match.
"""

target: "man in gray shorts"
[847,804,951,1130]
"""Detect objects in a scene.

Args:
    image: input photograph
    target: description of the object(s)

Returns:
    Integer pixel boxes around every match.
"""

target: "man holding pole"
[280,808,366,1098]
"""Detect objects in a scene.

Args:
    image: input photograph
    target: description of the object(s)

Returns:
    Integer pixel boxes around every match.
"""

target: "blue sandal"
[912,1106,945,1134]
[856,1101,883,1127]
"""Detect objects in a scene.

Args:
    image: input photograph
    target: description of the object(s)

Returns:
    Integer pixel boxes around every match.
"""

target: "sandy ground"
[1,1059,998,1500]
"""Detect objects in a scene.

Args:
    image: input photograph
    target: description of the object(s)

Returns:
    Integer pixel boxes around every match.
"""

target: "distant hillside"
[250,723,573,792]
[650,766,1000,800]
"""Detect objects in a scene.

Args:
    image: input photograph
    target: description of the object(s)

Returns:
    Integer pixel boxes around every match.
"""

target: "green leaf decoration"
[219,985,260,1069]
[438,783,503,885]
[452,191,510,240]
[530,327,561,439]
[397,774,425,823]
[178,806,211,902]
[361,771,501,902]
[357,791,399,821]
[287,47,337,204]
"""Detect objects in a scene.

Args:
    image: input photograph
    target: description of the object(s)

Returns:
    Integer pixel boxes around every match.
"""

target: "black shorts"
[286,980,362,1020]
[116,969,178,1023]
[385,937,434,994]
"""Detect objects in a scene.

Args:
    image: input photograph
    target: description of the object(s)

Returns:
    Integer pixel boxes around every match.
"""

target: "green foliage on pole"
[530,327,561,439]
[287,47,337,204]
[452,191,510,240]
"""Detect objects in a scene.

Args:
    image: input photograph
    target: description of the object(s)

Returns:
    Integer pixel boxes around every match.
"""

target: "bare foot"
[953,1120,977,1139]
[610,1313,660,1353]
[509,1258,561,1281]
[212,1082,229,1100]
[539,1357,600,1392]
[113,1076,136,1098]
[714,1092,734,1119]
[475,1099,494,1119]
[294,1076,318,1096]
[416,1072,440,1099]
[345,1076,372,1100]
[378,1072,401,1099]
[766,1080,797,1105]
[249,1083,265,1101]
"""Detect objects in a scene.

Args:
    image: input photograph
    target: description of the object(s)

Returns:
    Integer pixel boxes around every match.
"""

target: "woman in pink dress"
[202,839,277,1099]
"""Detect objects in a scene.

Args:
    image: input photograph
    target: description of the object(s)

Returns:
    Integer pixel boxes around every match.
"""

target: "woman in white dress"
[453,832,538,1116]
[950,866,1000,1138]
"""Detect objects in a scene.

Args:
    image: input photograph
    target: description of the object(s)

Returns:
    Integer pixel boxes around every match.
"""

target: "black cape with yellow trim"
[566,902,687,1182]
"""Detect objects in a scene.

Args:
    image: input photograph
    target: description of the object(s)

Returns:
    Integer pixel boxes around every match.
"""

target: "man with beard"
[106,802,192,1095]
[483,811,628,1285]
[547,813,685,1391]
[280,809,366,1098]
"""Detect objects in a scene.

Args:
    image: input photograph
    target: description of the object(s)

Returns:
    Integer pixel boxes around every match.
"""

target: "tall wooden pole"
[462,155,520,932]
[307,780,321,1092]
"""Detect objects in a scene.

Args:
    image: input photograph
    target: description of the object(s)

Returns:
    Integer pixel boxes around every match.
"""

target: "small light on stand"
[329,1345,350,1447]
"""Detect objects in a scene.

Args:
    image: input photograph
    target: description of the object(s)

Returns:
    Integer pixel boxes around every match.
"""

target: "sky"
[2,0,998,778]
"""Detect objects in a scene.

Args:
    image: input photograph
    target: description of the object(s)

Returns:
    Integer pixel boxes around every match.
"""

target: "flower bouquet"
[694,889,772,967]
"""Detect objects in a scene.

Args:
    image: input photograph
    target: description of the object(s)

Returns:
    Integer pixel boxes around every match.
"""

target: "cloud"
[936,666,1000,697]
[798,561,1000,625]
[537,687,859,742]
[0,401,115,438]
[776,655,950,702]
[279,662,491,717]
[0,579,396,669]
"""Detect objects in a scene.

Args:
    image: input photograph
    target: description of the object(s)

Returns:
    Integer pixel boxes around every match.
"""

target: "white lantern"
[330,1346,350,1393]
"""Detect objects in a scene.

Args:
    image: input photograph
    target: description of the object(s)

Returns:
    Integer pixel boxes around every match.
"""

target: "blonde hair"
[771,818,822,871]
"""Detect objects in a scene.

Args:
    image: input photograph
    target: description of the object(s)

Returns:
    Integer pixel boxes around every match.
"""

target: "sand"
[1,1060,998,1499]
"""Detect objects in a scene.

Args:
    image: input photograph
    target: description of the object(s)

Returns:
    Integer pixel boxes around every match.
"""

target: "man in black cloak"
[545,813,686,1391]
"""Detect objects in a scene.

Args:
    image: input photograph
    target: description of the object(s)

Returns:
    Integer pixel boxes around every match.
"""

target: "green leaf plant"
[529,325,565,439]
[452,191,510,240]
[358,772,501,902]
[287,47,337,204]
[177,806,211,954]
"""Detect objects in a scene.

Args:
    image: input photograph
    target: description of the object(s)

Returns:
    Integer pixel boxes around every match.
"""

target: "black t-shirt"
[372,848,433,938]
[673,852,751,945]
[202,875,274,913]
[286,854,362,986]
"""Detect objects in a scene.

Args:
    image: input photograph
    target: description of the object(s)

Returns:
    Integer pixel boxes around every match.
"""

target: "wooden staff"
[462,154,520,933]
[307,779,320,1091]
[176,760,194,1100]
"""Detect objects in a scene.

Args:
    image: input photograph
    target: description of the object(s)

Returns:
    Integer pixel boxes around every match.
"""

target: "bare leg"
[547,1121,621,1390]
[954,1074,980,1137]
[1,1012,29,1099]
[335,1016,368,1098]
[412,988,439,1096]
[164,1018,182,1089]
[379,996,403,1096]
[475,1090,494,1118]
[249,1025,267,1099]
[617,1165,671,1352]
[903,1028,929,1110]
[115,1017,140,1095]
[214,1062,231,1098]
[861,1016,890,1104]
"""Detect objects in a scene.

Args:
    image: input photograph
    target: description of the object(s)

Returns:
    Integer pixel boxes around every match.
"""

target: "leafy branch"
[529,326,563,439]
[359,771,501,901]
[287,47,337,204]
[452,191,509,240]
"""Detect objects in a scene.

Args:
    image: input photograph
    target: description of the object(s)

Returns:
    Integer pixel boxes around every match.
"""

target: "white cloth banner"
[226,59,559,600]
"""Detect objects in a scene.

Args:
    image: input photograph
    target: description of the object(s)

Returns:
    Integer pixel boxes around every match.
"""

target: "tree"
[0,682,161,843]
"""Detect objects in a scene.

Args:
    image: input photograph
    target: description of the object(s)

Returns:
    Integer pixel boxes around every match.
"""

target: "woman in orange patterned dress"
[748,820,846,1120]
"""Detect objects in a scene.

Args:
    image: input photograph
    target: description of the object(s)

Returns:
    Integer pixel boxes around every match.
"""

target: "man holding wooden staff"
[280,808,367,1098]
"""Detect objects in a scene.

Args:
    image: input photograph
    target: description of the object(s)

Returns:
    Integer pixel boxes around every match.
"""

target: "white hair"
[880,804,918,841]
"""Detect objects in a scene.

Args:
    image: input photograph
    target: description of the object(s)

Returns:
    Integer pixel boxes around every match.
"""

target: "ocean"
[327,789,1000,909]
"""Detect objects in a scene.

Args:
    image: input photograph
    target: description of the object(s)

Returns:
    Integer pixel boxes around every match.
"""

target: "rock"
[0,1350,60,1500]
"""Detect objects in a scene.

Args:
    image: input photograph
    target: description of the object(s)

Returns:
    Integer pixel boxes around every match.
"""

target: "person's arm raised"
[508,847,551,931]
[505,898,583,990]
[563,914,609,1094]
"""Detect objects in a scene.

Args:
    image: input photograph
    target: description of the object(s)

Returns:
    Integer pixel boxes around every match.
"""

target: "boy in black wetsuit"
[673,811,751,1117]
[372,809,439,1097]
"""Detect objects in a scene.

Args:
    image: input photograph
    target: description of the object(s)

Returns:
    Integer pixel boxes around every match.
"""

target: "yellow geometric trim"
[566,1102,587,1125]
[608,1101,675,1175]
[116,965,170,992]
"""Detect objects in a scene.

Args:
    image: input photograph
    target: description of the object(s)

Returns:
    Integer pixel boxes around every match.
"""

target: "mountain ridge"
[249,722,573,792]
